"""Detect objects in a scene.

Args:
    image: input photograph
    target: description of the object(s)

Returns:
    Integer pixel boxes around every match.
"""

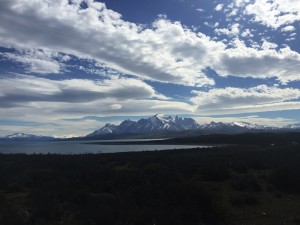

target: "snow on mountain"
[199,122,228,130]
[198,121,275,132]
[0,133,55,141]
[285,123,300,129]
[175,116,200,130]
[118,120,137,133]
[86,123,117,136]
[231,122,274,130]
[86,114,284,138]
[5,133,35,139]
[135,114,182,132]
[86,114,199,137]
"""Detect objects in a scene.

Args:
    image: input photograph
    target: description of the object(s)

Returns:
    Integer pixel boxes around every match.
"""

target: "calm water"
[0,140,212,154]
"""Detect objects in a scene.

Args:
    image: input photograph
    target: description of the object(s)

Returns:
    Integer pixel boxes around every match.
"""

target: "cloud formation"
[215,4,224,11]
[192,85,300,114]
[0,0,214,86]
[281,25,296,32]
[1,49,63,74]
[0,0,299,136]
[0,75,169,107]
[0,75,193,127]
[234,0,300,29]
[0,0,300,85]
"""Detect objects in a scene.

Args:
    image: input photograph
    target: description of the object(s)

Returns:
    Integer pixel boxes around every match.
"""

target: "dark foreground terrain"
[0,145,300,225]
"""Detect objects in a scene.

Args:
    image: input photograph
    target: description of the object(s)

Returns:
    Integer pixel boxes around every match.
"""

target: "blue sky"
[0,0,300,137]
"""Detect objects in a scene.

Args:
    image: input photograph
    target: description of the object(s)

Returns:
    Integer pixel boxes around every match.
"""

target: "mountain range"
[86,114,200,137]
[85,114,288,139]
[2,114,300,141]
[0,133,56,141]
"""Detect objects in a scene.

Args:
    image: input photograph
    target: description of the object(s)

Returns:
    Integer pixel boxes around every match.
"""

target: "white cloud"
[215,4,224,11]
[286,37,296,42]
[0,74,194,135]
[215,23,240,37]
[281,25,296,32]
[0,0,216,86]
[234,0,300,29]
[0,0,299,85]
[110,104,122,110]
[234,0,251,8]
[241,29,253,38]
[227,8,239,17]
[191,85,300,115]
[214,40,300,83]
[0,98,194,136]
[0,75,169,105]
[215,28,231,36]
[1,49,62,74]
[261,40,278,50]
[196,8,205,12]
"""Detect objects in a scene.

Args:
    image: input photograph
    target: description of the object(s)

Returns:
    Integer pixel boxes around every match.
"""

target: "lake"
[0,140,212,154]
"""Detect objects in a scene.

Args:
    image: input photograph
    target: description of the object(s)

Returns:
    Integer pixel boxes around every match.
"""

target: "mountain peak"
[5,133,34,138]
[87,114,199,137]
[86,115,282,138]
[155,113,165,117]
[1,133,55,141]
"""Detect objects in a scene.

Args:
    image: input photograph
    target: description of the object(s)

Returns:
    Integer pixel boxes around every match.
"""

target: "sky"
[0,0,300,137]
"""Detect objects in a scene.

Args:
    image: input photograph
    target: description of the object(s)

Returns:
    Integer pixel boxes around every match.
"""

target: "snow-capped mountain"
[285,123,300,129]
[87,123,118,136]
[231,122,276,130]
[198,121,275,133]
[175,116,200,130]
[199,121,274,131]
[0,133,56,141]
[86,114,292,138]
[86,114,200,137]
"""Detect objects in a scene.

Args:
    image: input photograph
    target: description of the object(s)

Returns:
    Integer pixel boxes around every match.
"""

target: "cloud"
[215,4,224,11]
[240,29,253,38]
[215,23,240,36]
[196,8,205,12]
[214,40,300,83]
[0,0,215,86]
[1,49,62,74]
[281,25,296,32]
[0,97,194,136]
[0,75,170,107]
[234,0,300,29]
[191,85,300,115]
[0,74,193,125]
[0,118,110,137]
[110,104,122,110]
[0,0,299,85]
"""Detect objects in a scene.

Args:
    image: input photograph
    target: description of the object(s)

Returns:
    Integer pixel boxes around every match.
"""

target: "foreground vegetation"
[0,145,300,225]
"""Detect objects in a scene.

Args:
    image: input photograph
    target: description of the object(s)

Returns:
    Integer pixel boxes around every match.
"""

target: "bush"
[201,165,231,182]
[229,194,260,207]
[0,194,24,225]
[231,174,262,192]
[271,164,300,193]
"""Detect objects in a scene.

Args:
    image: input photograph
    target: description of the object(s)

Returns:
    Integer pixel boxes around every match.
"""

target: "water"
[0,140,212,154]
